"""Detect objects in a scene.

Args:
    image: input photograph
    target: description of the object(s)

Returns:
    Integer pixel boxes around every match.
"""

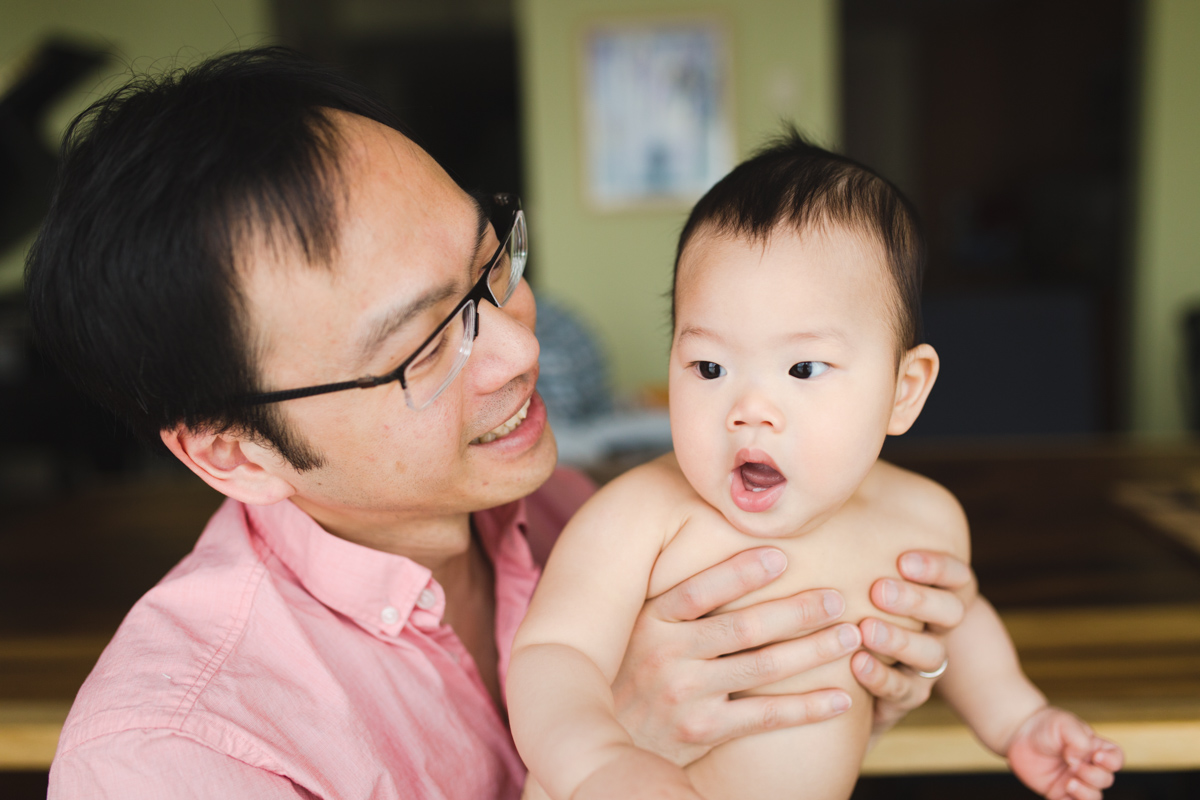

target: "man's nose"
[726,385,785,431]
[465,287,539,392]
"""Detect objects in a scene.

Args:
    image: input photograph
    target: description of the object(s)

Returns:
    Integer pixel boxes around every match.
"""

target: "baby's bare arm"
[887,469,1122,797]
[940,599,1124,800]
[938,596,1048,752]
[509,461,701,800]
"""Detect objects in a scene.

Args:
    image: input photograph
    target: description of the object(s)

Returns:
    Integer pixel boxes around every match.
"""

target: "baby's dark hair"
[673,127,926,359]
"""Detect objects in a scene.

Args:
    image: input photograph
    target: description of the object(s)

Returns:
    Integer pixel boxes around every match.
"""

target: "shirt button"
[381,606,400,625]
[416,589,436,610]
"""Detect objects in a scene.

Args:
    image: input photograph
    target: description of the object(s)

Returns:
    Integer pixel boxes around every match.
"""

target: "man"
[28,49,972,798]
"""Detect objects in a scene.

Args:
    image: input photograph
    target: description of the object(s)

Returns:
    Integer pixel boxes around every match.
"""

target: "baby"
[508,133,1123,800]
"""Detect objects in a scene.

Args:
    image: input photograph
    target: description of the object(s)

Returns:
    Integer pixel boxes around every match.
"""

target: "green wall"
[516,0,838,395]
[0,0,271,293]
[1132,0,1200,435]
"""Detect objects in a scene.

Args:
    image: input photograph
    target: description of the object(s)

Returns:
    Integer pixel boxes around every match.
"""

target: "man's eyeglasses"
[242,193,527,411]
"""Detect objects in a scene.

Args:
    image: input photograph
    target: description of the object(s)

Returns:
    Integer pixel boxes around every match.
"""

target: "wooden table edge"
[863,719,1200,775]
[3,717,1197,773]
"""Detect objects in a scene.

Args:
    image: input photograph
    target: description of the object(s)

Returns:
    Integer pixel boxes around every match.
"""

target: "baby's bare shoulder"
[578,453,699,526]
[862,460,970,558]
[601,452,694,499]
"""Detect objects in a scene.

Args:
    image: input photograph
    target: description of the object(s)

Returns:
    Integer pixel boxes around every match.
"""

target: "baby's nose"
[726,389,785,430]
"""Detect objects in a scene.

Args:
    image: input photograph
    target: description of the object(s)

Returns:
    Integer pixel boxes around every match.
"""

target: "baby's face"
[669,223,903,538]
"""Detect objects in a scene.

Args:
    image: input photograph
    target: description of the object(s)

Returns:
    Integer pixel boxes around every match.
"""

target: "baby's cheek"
[822,417,885,478]
[671,402,724,477]
[675,439,725,503]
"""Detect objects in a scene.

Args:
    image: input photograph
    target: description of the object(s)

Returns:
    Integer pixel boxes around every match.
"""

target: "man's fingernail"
[760,549,787,574]
[831,693,852,712]
[838,624,860,649]
[858,655,874,675]
[901,553,925,579]
[1067,779,1082,794]
[881,579,900,607]
[823,591,844,618]
[871,622,889,646]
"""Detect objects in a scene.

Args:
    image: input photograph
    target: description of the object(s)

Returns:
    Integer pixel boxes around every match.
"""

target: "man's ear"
[161,425,297,506]
[888,343,940,436]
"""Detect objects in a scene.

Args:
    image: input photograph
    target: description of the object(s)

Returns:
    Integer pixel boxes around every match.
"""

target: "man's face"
[669,223,902,539]
[239,112,556,547]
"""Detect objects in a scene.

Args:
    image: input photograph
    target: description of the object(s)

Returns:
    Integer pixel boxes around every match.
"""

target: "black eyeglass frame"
[241,193,525,408]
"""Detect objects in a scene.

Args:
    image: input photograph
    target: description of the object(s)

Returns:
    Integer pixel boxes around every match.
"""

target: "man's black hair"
[26,47,411,470]
[673,127,926,359]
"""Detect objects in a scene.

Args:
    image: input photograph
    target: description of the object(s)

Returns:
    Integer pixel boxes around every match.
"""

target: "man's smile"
[471,396,532,444]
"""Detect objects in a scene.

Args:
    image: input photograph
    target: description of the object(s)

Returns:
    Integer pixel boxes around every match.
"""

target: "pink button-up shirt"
[48,468,594,799]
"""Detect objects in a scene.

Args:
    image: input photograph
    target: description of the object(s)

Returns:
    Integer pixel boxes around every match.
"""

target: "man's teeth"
[473,398,531,444]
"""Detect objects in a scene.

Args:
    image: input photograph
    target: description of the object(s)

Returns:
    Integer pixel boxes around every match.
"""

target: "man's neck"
[289,496,504,708]
[289,496,475,574]
[439,525,501,709]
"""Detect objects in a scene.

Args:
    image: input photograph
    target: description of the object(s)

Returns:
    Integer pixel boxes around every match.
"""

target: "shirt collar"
[242,497,537,637]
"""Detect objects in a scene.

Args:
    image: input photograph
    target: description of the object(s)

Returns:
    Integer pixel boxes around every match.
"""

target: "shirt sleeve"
[49,729,315,800]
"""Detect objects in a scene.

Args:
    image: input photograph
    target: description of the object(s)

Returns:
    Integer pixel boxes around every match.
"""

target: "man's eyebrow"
[469,196,491,266]
[354,202,491,369]
[355,284,460,369]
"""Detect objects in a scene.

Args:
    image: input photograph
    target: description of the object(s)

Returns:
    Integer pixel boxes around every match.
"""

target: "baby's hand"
[1006,706,1124,800]
[572,746,703,800]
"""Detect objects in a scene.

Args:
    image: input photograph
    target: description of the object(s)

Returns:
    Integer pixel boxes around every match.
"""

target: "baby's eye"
[694,361,726,380]
[789,361,830,380]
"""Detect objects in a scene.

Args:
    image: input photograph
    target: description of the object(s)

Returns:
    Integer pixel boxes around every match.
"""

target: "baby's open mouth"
[731,451,787,513]
[740,462,786,492]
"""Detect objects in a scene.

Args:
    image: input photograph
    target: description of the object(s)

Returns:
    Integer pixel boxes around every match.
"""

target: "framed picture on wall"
[581,18,734,211]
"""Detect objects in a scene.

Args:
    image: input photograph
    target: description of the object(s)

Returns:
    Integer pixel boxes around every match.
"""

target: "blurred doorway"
[843,0,1139,437]
[273,0,524,215]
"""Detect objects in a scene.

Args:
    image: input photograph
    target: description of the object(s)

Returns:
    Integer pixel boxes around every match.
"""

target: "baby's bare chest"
[648,501,943,632]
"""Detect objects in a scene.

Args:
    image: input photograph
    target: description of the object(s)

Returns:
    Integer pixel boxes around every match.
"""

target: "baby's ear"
[888,344,939,435]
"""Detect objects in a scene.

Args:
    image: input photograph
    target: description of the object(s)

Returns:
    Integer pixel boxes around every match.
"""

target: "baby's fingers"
[1080,762,1113,786]
[1064,777,1104,800]
[1058,718,1097,765]
[1091,740,1124,772]
[1071,762,1115,792]
[1063,737,1122,800]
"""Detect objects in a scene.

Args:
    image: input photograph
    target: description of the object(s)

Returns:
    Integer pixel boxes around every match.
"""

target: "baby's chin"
[705,488,817,540]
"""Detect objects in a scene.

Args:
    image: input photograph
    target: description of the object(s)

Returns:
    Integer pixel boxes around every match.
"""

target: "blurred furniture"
[1187,308,1200,432]
[536,294,672,468]
[1,40,107,255]
[3,440,1200,771]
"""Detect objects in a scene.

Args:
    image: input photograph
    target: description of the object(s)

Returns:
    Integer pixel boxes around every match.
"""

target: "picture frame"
[580,18,734,211]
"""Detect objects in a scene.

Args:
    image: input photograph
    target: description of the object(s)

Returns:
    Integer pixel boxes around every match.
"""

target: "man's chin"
[473,422,558,508]
[513,422,558,493]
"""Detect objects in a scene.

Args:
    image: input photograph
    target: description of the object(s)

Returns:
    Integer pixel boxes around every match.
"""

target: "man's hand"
[1006,706,1123,800]
[611,547,860,766]
[851,550,977,738]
